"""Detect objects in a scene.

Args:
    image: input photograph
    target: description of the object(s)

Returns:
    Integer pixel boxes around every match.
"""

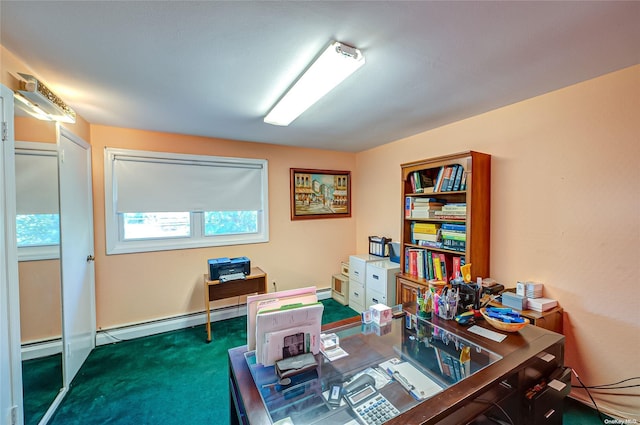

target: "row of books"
[433,164,467,192]
[404,247,465,282]
[408,170,434,193]
[408,165,468,194]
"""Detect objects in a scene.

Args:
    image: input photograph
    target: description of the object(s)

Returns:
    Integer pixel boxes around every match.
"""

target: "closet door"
[58,127,96,386]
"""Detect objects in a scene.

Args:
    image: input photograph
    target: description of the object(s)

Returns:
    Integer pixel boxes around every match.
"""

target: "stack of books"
[411,222,440,245]
[440,223,466,252]
[405,197,444,218]
[434,203,467,220]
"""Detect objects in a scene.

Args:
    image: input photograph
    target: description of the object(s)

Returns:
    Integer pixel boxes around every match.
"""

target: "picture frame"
[290,168,351,220]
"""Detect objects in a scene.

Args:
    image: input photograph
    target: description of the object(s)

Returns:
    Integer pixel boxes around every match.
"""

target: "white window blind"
[112,154,264,213]
[104,147,269,254]
[15,148,58,215]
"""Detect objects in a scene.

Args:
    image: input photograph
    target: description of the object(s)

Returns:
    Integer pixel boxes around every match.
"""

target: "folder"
[246,287,318,351]
[255,302,324,366]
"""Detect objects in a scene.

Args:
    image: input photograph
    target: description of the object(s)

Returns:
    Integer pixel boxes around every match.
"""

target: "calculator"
[345,384,399,425]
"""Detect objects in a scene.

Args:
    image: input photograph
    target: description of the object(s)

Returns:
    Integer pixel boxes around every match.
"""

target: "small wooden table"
[204,266,267,342]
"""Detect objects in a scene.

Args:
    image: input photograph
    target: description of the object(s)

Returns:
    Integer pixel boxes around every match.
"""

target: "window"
[15,142,60,261]
[104,148,269,254]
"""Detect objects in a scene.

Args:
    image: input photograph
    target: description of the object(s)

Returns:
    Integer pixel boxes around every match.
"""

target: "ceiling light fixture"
[264,41,365,126]
[12,72,76,123]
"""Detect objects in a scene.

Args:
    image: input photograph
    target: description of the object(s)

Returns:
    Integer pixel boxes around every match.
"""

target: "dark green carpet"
[22,353,62,425]
[46,299,357,425]
[21,298,606,425]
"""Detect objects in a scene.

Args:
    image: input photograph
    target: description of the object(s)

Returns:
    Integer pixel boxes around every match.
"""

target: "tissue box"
[370,304,392,325]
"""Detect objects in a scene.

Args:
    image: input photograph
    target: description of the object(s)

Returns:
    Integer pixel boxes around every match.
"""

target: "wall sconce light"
[12,72,76,123]
[264,41,365,126]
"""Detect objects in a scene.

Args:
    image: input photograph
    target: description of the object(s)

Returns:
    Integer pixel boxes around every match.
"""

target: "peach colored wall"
[90,126,356,328]
[355,65,640,418]
[18,261,61,343]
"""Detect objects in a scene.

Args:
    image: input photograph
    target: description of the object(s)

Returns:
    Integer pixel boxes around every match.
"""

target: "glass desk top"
[244,316,502,425]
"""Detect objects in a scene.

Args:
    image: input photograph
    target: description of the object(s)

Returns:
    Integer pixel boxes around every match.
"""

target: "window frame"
[104,148,269,255]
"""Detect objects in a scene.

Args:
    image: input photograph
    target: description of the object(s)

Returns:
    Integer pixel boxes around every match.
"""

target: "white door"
[1,84,23,425]
[57,127,96,386]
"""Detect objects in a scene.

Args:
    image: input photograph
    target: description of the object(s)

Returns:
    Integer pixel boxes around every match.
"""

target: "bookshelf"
[396,151,491,304]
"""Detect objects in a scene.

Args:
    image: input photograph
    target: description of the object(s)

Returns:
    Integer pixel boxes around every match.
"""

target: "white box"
[370,303,392,325]
[526,297,558,312]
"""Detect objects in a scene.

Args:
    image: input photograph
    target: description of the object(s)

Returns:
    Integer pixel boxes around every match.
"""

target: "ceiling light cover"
[264,41,365,126]
[13,72,76,123]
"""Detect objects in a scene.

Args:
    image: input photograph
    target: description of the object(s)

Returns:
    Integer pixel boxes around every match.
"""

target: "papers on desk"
[247,287,318,352]
[255,302,324,366]
[379,358,443,400]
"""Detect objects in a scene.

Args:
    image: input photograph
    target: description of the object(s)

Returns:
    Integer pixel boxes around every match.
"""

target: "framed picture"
[290,168,351,220]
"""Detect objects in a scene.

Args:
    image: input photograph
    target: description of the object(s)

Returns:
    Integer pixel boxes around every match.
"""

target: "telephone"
[344,374,399,425]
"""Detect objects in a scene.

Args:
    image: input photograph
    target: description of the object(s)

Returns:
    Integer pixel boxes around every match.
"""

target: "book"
[413,223,439,233]
[432,253,443,281]
[446,165,459,192]
[452,165,464,191]
[441,223,466,232]
[460,171,467,191]
[452,256,462,280]
[439,166,454,192]
[413,171,422,193]
[433,167,445,192]
[440,230,466,241]
[413,232,439,242]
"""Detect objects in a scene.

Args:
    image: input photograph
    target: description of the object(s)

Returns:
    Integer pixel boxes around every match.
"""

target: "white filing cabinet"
[348,254,379,313]
[365,259,400,308]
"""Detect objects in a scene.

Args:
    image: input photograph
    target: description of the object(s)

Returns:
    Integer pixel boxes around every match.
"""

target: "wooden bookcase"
[396,151,491,304]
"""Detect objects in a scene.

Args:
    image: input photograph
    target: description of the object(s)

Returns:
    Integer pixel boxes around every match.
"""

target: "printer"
[208,257,251,281]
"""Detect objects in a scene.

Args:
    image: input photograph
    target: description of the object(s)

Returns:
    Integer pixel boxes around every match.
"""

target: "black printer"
[208,257,251,281]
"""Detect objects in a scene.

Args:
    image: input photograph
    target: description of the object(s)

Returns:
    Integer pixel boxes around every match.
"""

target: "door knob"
[86,255,95,262]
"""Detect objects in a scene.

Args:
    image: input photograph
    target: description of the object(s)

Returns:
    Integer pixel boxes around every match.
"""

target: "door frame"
[1,84,23,425]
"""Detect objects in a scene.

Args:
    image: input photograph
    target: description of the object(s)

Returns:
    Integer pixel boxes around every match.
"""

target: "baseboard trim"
[22,287,333,359]
[21,339,63,361]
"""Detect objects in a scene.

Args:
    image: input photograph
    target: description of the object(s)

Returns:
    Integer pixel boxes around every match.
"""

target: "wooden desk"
[228,305,567,424]
[204,266,267,343]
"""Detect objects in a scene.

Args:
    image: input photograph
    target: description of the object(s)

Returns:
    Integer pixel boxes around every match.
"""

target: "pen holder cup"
[437,296,458,320]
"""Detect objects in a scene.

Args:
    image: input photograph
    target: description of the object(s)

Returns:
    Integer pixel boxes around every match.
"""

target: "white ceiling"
[1,1,638,152]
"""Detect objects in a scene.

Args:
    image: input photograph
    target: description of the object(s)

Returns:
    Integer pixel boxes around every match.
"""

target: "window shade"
[111,154,264,213]
[15,151,59,215]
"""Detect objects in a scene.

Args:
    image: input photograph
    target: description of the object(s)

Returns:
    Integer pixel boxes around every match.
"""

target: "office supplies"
[344,374,399,425]
[327,384,342,407]
[501,291,527,310]
[275,353,318,380]
[246,287,318,351]
[208,256,250,281]
[526,297,558,312]
[379,358,443,401]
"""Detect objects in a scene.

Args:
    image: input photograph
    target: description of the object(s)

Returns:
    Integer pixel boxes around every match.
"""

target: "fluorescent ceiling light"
[12,72,76,123]
[264,41,365,126]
